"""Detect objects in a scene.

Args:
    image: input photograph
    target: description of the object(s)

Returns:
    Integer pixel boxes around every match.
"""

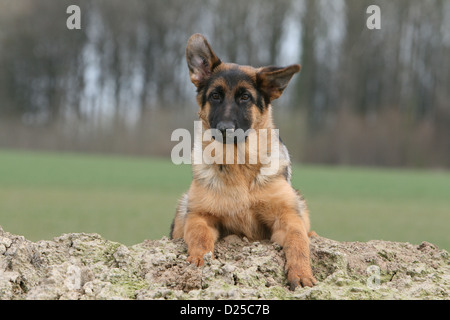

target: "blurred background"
[0,0,449,249]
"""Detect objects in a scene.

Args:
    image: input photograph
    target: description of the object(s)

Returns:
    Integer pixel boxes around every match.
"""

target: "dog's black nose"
[216,121,235,135]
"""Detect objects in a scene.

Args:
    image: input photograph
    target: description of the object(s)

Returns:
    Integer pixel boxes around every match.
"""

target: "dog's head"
[186,33,300,143]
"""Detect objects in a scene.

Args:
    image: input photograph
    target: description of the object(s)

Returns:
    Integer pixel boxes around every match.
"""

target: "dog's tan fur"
[170,34,317,289]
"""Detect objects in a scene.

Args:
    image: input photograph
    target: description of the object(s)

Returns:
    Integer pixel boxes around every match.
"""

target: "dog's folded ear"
[257,64,301,102]
[186,34,222,87]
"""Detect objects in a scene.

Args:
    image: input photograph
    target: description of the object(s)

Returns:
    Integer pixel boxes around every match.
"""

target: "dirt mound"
[0,225,448,299]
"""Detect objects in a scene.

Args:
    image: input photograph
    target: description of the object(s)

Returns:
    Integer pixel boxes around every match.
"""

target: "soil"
[0,225,448,299]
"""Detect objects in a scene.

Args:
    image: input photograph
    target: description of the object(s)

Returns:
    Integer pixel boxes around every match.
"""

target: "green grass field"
[0,149,449,250]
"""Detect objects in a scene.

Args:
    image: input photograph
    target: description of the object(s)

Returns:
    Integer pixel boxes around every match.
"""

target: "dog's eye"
[211,92,221,101]
[240,93,250,101]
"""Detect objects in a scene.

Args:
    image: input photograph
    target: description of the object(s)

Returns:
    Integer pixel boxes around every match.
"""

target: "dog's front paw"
[287,266,317,290]
[186,250,214,267]
[186,254,204,267]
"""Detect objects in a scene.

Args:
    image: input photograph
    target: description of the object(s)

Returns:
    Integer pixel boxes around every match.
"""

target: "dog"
[170,34,316,289]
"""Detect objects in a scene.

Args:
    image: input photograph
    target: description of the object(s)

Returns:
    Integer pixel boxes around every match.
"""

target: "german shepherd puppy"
[170,34,316,289]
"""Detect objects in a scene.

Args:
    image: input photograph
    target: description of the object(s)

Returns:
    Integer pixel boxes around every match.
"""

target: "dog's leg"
[184,212,219,266]
[171,193,189,239]
[271,212,317,289]
[308,231,318,238]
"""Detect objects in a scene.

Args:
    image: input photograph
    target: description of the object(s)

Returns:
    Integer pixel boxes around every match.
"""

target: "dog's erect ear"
[186,34,221,87]
[257,64,301,102]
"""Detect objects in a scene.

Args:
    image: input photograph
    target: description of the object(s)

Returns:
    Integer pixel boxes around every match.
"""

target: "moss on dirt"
[0,226,448,300]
